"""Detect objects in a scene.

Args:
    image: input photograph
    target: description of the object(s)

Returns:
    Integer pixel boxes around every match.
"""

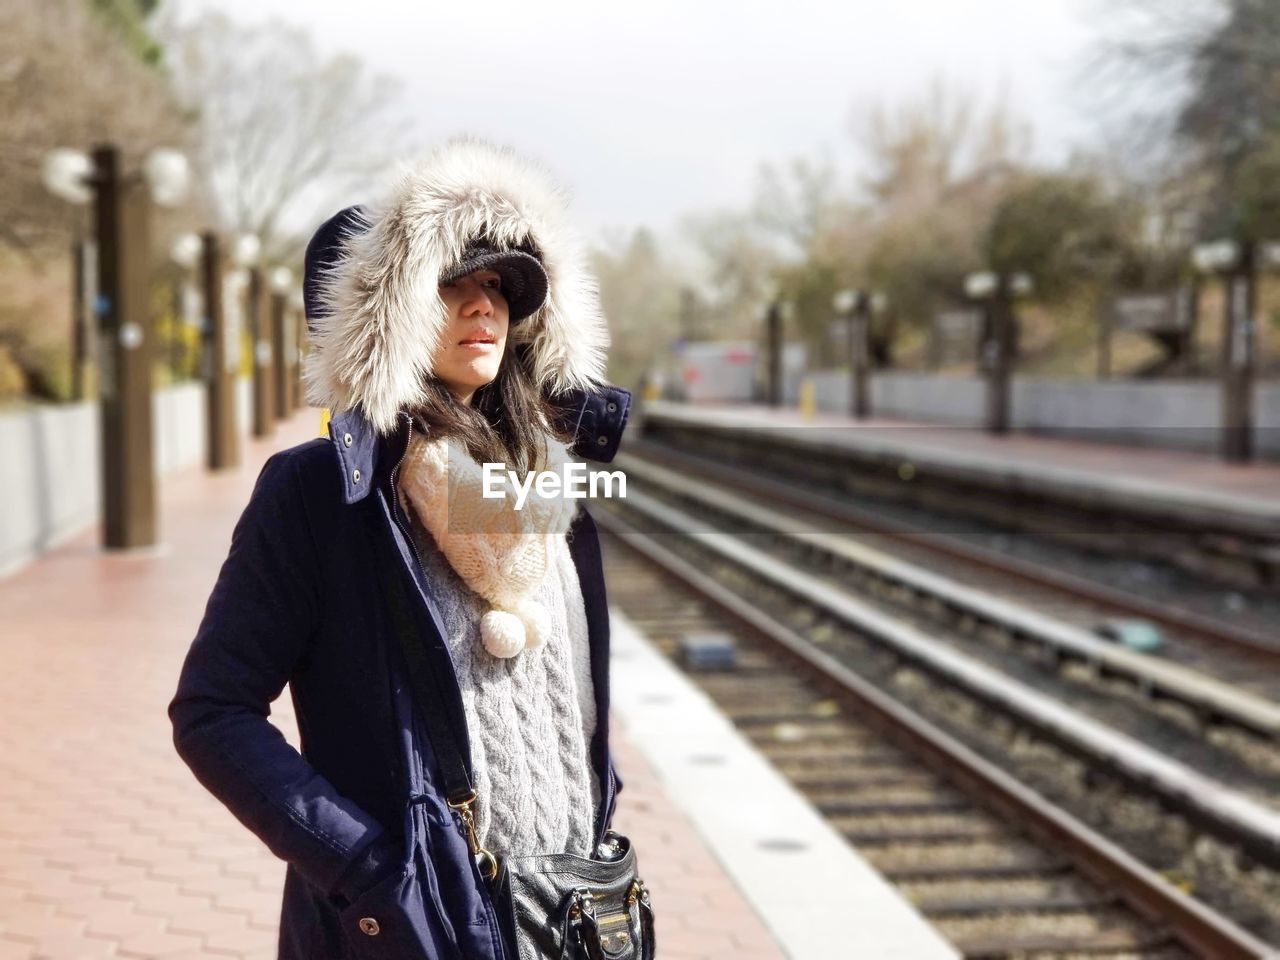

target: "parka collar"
[325,383,632,506]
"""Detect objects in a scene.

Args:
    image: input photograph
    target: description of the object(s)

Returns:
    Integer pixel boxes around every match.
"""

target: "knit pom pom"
[516,599,552,651]
[481,609,525,658]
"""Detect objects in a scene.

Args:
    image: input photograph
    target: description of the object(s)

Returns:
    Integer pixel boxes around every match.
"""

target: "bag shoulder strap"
[368,495,476,807]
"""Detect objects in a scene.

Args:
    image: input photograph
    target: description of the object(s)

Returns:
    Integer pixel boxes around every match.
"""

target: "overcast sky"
[170,0,1104,244]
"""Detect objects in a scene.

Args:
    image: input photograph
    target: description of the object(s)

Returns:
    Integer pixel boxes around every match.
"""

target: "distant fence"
[793,370,1280,459]
[0,378,253,578]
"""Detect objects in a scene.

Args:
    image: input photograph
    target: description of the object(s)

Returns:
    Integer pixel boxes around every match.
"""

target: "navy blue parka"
[168,384,631,960]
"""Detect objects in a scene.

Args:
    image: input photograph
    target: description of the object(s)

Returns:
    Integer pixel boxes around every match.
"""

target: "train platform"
[0,405,941,960]
[640,399,1280,535]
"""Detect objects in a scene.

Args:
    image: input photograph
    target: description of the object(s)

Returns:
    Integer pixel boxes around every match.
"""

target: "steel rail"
[595,505,1279,959]
[601,489,1280,866]
[617,449,1280,738]
[626,439,1280,665]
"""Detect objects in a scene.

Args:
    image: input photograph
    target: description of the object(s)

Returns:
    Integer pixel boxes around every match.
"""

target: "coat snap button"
[352,469,362,484]
[596,435,608,446]
[343,433,353,447]
[606,402,617,413]
[358,917,380,936]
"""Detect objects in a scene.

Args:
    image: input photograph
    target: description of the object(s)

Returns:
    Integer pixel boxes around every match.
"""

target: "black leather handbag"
[376,521,656,960]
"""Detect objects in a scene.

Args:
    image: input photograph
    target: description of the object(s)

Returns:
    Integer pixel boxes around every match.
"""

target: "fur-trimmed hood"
[303,137,610,434]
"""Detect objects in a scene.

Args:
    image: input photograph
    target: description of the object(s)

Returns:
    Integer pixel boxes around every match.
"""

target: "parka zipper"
[386,414,618,958]
[392,412,615,851]
[385,413,509,960]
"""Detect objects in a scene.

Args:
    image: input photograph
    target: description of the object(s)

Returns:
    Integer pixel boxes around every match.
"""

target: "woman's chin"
[445,362,500,392]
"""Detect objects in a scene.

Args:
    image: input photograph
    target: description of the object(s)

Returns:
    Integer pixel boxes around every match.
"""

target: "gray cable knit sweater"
[401,498,601,859]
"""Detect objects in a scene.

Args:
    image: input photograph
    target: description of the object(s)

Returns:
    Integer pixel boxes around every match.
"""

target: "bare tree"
[1085,0,1280,237]
[853,77,1032,220]
[679,208,784,339]
[0,0,186,401]
[0,0,184,257]
[751,154,842,255]
[156,11,413,262]
[590,228,684,389]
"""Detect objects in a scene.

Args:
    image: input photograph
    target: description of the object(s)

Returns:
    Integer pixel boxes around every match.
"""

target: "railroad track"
[616,447,1280,758]
[602,464,1280,847]
[637,406,1280,595]
[596,508,1278,957]
[625,439,1280,678]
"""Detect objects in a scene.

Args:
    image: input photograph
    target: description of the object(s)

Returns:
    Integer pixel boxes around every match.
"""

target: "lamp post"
[1193,239,1256,462]
[764,299,790,407]
[833,288,880,419]
[170,232,201,382]
[71,234,97,401]
[289,289,306,411]
[201,232,238,470]
[966,270,1032,435]
[232,234,275,438]
[269,267,292,418]
[41,143,189,550]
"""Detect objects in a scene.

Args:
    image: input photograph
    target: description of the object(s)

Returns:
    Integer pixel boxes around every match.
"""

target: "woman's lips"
[459,339,496,351]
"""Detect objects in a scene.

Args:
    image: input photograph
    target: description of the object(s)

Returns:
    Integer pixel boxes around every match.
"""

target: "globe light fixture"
[232,233,261,269]
[142,148,191,207]
[1191,240,1240,274]
[964,271,998,299]
[170,232,202,270]
[41,148,94,205]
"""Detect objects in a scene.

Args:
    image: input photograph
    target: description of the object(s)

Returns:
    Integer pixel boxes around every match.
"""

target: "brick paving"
[0,407,786,959]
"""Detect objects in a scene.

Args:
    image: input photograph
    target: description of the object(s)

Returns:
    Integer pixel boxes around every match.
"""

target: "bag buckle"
[567,886,596,921]
[447,790,499,881]
[625,877,650,907]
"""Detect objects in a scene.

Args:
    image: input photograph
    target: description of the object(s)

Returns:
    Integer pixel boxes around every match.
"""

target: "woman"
[169,137,632,960]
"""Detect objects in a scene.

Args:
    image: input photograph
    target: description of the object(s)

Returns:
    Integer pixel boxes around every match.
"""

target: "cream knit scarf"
[398,428,581,659]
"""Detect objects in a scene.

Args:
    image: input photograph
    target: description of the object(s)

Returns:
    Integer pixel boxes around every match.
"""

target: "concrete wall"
[0,378,253,578]
[791,369,1280,459]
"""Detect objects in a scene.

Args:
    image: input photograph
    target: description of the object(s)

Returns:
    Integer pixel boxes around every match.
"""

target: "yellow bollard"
[319,407,331,436]
[799,377,816,419]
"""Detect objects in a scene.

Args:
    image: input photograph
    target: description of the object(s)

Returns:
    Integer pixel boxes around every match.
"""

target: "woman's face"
[433,268,510,405]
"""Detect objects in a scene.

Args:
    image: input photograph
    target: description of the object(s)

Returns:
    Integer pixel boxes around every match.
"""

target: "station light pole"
[42,144,189,550]
[70,234,97,401]
[202,232,239,470]
[833,288,886,420]
[966,270,1032,435]
[233,235,275,439]
[269,267,293,418]
[1192,239,1263,462]
[765,299,785,407]
[289,288,307,411]
[170,232,202,382]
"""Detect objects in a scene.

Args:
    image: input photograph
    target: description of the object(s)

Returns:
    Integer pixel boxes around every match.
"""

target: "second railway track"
[596,507,1278,957]
[624,438,1280,675]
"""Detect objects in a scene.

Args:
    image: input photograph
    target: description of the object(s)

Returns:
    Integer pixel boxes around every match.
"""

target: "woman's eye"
[483,277,502,290]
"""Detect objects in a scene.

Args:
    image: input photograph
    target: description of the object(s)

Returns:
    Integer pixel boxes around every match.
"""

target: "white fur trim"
[304,136,610,434]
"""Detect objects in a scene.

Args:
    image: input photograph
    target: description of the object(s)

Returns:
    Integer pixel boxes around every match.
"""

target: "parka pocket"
[338,851,460,960]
